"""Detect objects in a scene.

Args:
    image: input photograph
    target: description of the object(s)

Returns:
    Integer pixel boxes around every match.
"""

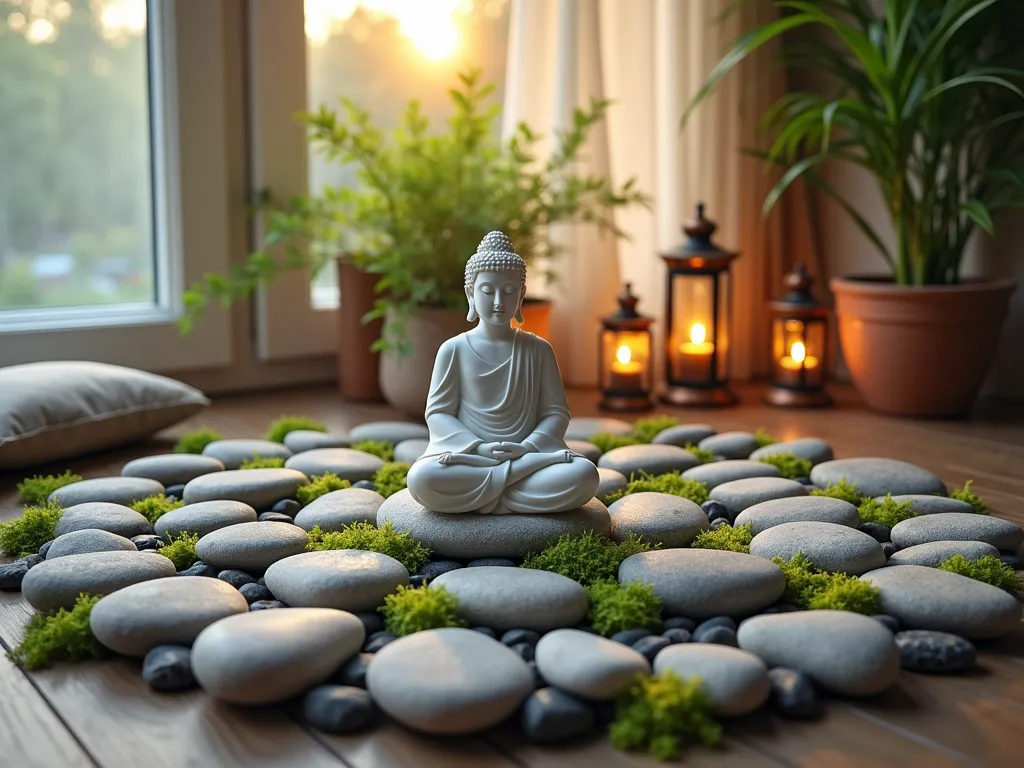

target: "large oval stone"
[749,521,886,575]
[49,477,165,507]
[55,503,154,538]
[881,495,975,516]
[285,448,385,482]
[154,500,258,540]
[366,627,533,734]
[349,420,428,444]
[293,488,384,532]
[890,513,1024,550]
[376,489,611,559]
[432,566,588,632]
[698,431,759,459]
[22,551,176,612]
[653,644,769,717]
[46,529,136,559]
[749,438,833,465]
[194,521,308,572]
[860,564,1022,639]
[263,550,408,612]
[618,549,785,619]
[90,576,249,656]
[565,417,633,441]
[121,454,225,486]
[737,611,900,696]
[682,460,780,490]
[597,468,628,500]
[608,492,708,547]
[810,457,946,498]
[567,440,601,463]
[201,439,292,470]
[598,445,700,477]
[651,424,716,447]
[887,540,1000,568]
[283,430,351,453]
[734,496,859,534]
[192,608,365,704]
[183,468,309,511]
[534,628,650,700]
[709,477,808,514]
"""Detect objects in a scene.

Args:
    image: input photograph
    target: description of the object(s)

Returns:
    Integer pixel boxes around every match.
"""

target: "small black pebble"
[142,645,196,692]
[239,582,273,603]
[352,480,378,491]
[258,512,294,523]
[355,612,385,636]
[611,628,651,646]
[662,628,692,644]
[527,660,547,689]
[18,554,43,569]
[511,642,535,662]
[858,522,892,543]
[271,499,301,517]
[698,626,738,647]
[468,557,517,568]
[332,653,373,688]
[701,500,730,522]
[250,600,286,611]
[632,635,671,663]
[408,575,428,588]
[472,626,498,640]
[420,560,463,580]
[999,552,1023,570]
[767,667,821,718]
[164,484,186,500]
[257,577,267,586]
[709,518,729,530]
[795,476,814,485]
[874,614,901,633]
[177,561,218,578]
[896,630,976,673]
[521,688,595,743]
[693,617,736,641]
[501,628,541,647]
[364,631,398,653]
[132,534,164,551]
[0,560,30,590]
[881,542,898,559]
[662,616,697,633]
[303,685,375,734]
[218,569,257,589]
[38,540,53,558]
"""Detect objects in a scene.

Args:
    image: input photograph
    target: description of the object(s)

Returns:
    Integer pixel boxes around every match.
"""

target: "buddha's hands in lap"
[477,441,531,461]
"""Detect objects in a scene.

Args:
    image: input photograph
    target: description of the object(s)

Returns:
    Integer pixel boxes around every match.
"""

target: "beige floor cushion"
[0,361,210,470]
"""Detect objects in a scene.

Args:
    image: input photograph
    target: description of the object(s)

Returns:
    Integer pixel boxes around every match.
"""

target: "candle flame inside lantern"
[689,323,707,345]
[791,341,806,364]
[616,344,632,365]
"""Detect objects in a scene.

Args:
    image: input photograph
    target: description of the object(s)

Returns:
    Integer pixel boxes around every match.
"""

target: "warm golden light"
[689,322,707,345]
[790,341,806,364]
[615,344,632,366]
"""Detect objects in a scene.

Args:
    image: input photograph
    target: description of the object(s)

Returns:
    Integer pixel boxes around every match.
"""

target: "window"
[0,0,232,372]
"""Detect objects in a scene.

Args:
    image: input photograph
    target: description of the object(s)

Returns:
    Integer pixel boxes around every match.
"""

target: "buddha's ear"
[465,285,478,322]
[514,287,525,324]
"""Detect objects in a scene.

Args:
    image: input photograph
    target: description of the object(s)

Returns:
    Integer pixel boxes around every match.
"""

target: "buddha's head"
[464,231,527,325]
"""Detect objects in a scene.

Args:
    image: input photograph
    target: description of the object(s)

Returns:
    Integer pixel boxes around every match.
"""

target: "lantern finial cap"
[682,202,717,242]
[785,262,814,294]
[616,282,639,317]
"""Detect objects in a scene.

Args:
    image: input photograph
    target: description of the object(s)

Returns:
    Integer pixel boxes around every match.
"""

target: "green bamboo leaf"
[960,200,994,236]
[924,72,1024,104]
[821,101,839,153]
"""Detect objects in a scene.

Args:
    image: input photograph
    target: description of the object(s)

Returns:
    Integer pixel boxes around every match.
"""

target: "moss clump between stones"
[9,594,106,671]
[0,501,64,557]
[296,472,352,506]
[754,428,778,448]
[239,455,286,469]
[604,471,710,506]
[521,531,652,586]
[131,494,185,525]
[352,439,395,462]
[173,428,222,454]
[589,433,644,454]
[306,521,431,574]
[938,554,1024,593]
[809,478,863,506]
[772,552,881,614]
[757,452,813,480]
[609,670,722,760]
[857,494,917,527]
[630,416,681,443]
[16,471,82,506]
[157,532,199,571]
[948,480,989,515]
[690,523,753,553]
[372,462,410,499]
[586,580,662,636]
[265,415,326,444]
[683,443,716,464]
[380,584,468,636]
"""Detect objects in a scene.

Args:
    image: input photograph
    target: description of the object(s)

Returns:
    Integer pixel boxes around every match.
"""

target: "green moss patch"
[939,554,1023,593]
[757,452,812,480]
[857,494,917,527]
[16,471,82,506]
[157,532,199,571]
[772,552,881,614]
[585,580,661,636]
[604,471,710,506]
[609,670,722,760]
[683,444,716,464]
[265,415,326,444]
[353,439,395,462]
[630,416,681,443]
[589,433,644,454]
[372,462,410,499]
[754,428,778,448]
[690,523,753,553]
[809,478,863,506]
[131,494,185,525]
[9,594,107,671]
[380,584,468,636]
[173,428,222,454]
[239,455,287,469]
[0,502,64,557]
[306,521,430,573]
[296,472,352,505]
[949,480,989,515]
[521,531,652,586]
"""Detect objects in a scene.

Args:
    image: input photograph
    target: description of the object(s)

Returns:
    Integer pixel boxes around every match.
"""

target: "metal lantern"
[599,283,654,412]
[765,262,833,407]
[659,203,738,407]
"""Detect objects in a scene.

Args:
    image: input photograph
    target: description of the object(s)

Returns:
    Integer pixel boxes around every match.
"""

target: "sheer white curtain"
[502,0,818,386]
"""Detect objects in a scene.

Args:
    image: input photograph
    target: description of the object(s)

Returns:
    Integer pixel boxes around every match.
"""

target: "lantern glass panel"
[772,317,826,387]
[602,329,651,392]
[670,274,714,382]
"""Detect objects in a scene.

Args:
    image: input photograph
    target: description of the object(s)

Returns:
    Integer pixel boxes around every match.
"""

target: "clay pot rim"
[830,274,1017,296]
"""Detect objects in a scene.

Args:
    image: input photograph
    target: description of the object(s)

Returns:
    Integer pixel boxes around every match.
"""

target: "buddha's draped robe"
[406,330,599,514]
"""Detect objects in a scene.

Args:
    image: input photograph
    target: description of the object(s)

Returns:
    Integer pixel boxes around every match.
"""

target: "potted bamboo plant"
[686,0,1022,417]
[179,69,649,416]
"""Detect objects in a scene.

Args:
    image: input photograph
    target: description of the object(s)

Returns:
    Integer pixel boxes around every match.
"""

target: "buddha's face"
[467,270,525,326]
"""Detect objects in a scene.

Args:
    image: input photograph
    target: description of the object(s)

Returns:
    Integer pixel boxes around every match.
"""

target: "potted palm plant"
[686,0,1022,417]
[179,69,649,416]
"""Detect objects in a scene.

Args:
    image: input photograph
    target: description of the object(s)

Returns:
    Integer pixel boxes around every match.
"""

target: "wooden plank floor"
[2,382,1023,768]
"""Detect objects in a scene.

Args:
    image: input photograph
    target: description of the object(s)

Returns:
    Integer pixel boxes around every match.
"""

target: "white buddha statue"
[406,231,601,515]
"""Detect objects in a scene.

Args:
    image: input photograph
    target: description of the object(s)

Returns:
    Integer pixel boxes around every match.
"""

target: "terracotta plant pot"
[336,257,384,401]
[830,276,1017,417]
